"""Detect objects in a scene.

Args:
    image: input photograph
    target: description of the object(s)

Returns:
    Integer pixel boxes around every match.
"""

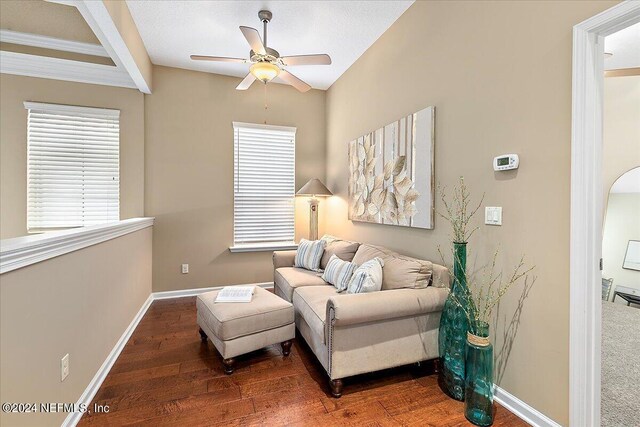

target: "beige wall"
[603,75,640,202]
[603,193,640,295]
[0,74,145,239]
[145,66,326,292]
[324,1,616,424]
[0,227,152,427]
[0,0,99,44]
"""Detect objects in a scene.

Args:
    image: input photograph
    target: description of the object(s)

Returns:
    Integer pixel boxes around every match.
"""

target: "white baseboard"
[494,385,562,427]
[62,293,154,427]
[152,282,274,300]
[63,281,274,426]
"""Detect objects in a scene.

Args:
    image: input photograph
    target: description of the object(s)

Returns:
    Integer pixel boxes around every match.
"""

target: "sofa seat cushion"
[352,244,433,290]
[196,287,294,341]
[293,286,339,344]
[275,267,330,302]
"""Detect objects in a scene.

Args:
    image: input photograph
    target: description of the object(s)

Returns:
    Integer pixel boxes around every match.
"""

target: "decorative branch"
[438,176,484,243]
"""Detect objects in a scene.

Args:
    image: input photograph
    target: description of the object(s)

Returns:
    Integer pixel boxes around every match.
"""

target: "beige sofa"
[273,240,450,397]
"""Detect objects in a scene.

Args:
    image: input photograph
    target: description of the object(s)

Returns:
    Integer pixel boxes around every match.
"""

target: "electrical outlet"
[61,354,69,382]
[181,264,189,274]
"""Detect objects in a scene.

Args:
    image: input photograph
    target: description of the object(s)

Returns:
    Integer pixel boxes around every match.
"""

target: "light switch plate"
[485,207,502,226]
[181,264,189,274]
[61,353,69,382]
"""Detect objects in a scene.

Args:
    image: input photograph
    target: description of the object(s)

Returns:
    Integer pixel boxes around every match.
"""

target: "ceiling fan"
[190,10,331,93]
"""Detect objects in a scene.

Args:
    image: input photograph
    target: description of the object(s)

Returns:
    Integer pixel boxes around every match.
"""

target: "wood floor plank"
[252,382,326,412]
[329,401,399,426]
[78,296,528,426]
[101,363,181,387]
[126,398,255,427]
[216,398,328,427]
[84,379,209,418]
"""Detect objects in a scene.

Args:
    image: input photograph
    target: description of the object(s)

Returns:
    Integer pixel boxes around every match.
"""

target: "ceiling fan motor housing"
[250,47,281,64]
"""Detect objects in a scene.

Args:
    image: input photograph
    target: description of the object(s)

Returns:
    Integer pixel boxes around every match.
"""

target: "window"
[232,122,296,249]
[25,102,120,231]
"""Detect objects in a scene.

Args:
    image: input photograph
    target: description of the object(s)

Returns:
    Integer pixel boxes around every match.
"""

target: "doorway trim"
[570,2,640,426]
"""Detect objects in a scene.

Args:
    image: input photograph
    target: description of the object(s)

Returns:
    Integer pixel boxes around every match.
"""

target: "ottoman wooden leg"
[281,340,292,356]
[198,327,208,343]
[223,358,235,375]
[329,379,343,398]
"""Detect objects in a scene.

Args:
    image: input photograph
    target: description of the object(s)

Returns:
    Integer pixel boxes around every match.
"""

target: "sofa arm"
[327,287,448,327]
[273,250,297,269]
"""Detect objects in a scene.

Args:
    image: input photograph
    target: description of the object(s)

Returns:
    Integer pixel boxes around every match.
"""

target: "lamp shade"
[296,179,333,197]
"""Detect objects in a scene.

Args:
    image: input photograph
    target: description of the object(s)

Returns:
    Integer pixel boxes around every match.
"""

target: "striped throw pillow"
[322,255,357,292]
[346,257,384,294]
[294,239,326,271]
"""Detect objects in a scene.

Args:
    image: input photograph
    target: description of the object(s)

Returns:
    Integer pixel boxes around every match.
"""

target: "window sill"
[229,242,298,253]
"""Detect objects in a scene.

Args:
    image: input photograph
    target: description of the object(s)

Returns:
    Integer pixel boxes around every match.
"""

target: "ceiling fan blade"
[190,55,247,63]
[236,73,257,90]
[239,26,266,55]
[281,54,332,66]
[278,69,312,93]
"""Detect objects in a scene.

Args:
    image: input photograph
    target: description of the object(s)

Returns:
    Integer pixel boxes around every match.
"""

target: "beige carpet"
[601,301,640,427]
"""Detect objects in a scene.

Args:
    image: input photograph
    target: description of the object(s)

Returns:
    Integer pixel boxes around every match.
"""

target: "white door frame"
[570,2,640,426]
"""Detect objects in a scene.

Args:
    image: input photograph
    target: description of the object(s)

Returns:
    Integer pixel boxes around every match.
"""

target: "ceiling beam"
[47,0,152,94]
[0,30,109,58]
[0,50,137,89]
[604,67,640,77]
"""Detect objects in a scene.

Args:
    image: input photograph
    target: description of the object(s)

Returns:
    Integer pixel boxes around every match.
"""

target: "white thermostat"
[493,154,519,171]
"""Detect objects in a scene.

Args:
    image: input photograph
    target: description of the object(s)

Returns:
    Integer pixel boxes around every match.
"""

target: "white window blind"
[233,122,295,246]
[25,102,120,231]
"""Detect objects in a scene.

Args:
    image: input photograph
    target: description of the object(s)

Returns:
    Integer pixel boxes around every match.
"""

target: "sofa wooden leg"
[329,379,343,398]
[198,327,207,343]
[281,340,292,356]
[223,358,235,375]
[432,357,440,374]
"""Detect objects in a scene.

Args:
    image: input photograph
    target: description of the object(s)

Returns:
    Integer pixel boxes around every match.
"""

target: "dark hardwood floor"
[79,297,527,426]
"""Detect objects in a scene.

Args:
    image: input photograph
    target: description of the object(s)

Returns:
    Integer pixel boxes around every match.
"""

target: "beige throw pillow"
[320,238,361,270]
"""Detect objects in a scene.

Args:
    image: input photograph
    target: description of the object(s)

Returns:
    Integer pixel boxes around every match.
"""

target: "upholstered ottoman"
[196,287,295,374]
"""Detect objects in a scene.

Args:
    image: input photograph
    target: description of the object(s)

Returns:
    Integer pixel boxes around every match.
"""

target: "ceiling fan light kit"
[250,62,280,83]
[190,10,332,93]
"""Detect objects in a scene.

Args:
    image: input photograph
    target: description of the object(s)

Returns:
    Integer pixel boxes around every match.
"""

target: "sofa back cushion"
[431,264,451,288]
[320,239,360,270]
[352,244,433,290]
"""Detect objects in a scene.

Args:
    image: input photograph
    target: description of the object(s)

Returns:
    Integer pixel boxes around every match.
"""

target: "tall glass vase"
[438,242,469,401]
[465,322,494,426]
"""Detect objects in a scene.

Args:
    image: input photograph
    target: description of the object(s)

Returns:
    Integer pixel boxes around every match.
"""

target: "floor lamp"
[296,179,333,241]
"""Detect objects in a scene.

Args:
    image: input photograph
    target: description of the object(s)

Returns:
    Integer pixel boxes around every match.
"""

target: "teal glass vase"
[438,241,469,401]
[465,322,494,426]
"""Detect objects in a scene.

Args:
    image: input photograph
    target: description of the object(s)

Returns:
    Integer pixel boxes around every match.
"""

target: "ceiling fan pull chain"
[263,82,268,124]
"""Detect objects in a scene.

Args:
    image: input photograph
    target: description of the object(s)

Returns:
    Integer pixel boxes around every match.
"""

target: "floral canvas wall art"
[348,106,435,229]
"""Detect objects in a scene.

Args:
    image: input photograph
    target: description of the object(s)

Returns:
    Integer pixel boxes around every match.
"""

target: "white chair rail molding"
[0,218,155,274]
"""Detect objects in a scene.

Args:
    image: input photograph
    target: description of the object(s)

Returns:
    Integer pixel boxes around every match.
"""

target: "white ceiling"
[126,0,413,90]
[611,168,640,194]
[604,22,640,70]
